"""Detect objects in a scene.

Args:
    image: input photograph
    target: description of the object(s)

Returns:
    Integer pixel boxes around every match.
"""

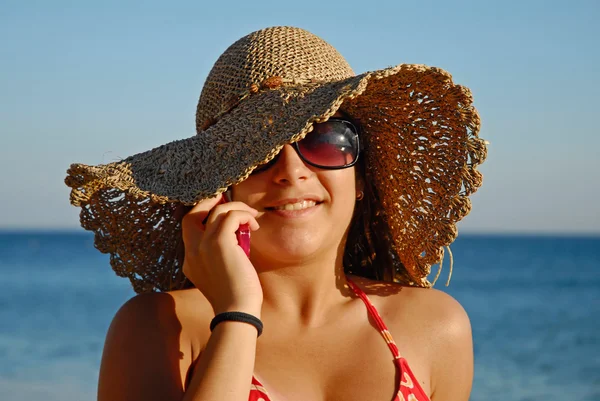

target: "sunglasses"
[252,119,361,174]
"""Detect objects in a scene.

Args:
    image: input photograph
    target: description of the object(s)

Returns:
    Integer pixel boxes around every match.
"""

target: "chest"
[253,324,401,401]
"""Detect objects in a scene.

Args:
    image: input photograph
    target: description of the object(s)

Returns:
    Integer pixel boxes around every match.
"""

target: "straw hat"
[65,26,487,293]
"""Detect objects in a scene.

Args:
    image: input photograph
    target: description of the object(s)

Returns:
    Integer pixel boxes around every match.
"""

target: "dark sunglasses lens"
[298,120,358,167]
[251,120,359,174]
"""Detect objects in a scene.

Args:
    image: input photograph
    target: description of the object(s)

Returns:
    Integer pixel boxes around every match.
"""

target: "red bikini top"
[248,277,430,401]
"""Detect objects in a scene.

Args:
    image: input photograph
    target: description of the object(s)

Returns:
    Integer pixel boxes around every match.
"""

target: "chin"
[253,227,337,262]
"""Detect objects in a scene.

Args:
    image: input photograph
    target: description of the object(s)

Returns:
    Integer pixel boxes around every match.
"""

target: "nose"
[270,144,313,184]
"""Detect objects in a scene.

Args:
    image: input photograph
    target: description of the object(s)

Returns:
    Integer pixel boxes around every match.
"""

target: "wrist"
[210,311,264,337]
[213,303,262,318]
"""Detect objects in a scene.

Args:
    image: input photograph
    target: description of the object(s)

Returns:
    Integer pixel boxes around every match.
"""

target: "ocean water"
[0,232,598,401]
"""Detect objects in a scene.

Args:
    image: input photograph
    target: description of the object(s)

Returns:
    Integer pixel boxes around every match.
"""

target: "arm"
[183,311,260,401]
[97,293,190,401]
[428,291,474,401]
[97,293,260,401]
[97,192,264,401]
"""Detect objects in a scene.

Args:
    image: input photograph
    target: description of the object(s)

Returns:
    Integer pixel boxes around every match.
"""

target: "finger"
[221,210,260,232]
[183,193,225,231]
[204,210,260,239]
[190,193,225,213]
[201,209,214,226]
[205,202,259,227]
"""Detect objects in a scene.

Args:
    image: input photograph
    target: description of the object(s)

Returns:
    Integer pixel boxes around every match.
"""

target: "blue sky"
[1,0,598,233]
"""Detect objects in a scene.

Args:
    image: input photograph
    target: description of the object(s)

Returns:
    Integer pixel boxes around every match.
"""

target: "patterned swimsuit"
[248,277,430,401]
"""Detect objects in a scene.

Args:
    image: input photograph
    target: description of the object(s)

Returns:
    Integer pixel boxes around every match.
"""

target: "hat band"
[200,76,328,132]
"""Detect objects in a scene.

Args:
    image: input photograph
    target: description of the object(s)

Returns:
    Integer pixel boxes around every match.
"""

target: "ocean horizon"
[1,231,598,401]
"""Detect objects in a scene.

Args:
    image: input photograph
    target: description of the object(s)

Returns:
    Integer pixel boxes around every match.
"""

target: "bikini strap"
[346,277,401,360]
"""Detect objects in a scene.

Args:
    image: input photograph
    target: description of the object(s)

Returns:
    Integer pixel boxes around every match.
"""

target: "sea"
[0,231,598,401]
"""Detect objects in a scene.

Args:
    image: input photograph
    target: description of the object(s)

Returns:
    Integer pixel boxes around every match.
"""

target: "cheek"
[329,171,357,206]
[319,172,358,236]
[230,177,266,203]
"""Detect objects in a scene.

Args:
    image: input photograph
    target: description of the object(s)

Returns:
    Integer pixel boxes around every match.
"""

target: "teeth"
[273,200,317,211]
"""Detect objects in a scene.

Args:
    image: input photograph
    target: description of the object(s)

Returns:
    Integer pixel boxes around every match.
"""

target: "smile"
[271,200,317,211]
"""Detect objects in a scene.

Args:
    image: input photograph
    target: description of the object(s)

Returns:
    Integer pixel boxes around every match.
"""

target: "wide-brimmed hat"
[65,26,487,293]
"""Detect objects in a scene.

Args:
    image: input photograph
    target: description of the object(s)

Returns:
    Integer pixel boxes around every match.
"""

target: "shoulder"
[349,276,473,400]
[396,286,473,400]
[98,289,213,401]
[348,275,471,340]
[394,284,471,338]
[107,288,213,340]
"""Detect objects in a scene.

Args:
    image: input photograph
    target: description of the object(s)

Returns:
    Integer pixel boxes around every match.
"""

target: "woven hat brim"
[66,74,370,206]
[65,63,486,293]
[341,65,486,286]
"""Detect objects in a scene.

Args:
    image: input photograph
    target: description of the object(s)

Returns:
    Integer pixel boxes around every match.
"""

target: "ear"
[357,179,365,194]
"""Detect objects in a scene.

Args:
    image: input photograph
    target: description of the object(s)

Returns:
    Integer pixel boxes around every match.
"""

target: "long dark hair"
[341,119,413,284]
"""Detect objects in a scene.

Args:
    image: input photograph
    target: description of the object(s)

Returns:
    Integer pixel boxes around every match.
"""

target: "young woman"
[66,26,487,401]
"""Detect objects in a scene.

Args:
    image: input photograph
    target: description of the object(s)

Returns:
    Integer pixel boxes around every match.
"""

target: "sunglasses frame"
[252,118,361,174]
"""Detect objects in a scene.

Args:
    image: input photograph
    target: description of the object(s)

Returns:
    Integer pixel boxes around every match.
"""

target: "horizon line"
[1,228,599,238]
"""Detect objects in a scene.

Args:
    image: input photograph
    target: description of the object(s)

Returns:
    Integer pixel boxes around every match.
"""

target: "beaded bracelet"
[210,311,263,337]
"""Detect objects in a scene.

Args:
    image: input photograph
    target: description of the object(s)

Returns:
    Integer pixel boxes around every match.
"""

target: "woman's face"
[231,117,360,265]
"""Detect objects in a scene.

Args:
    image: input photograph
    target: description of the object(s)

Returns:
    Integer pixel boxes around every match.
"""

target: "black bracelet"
[210,311,263,337]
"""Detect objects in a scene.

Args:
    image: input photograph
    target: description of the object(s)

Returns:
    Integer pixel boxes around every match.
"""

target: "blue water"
[0,232,598,401]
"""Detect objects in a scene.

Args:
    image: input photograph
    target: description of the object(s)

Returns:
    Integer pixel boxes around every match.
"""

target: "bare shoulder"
[348,275,473,400]
[394,284,471,337]
[106,288,213,342]
[98,289,213,401]
[348,275,471,340]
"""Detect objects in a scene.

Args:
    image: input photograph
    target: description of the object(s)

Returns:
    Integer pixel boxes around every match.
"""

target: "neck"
[251,247,353,326]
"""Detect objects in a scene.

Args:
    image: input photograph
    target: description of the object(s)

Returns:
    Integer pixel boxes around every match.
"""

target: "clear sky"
[1,0,598,233]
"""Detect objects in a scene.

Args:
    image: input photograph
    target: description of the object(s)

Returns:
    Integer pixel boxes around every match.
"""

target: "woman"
[66,26,486,401]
